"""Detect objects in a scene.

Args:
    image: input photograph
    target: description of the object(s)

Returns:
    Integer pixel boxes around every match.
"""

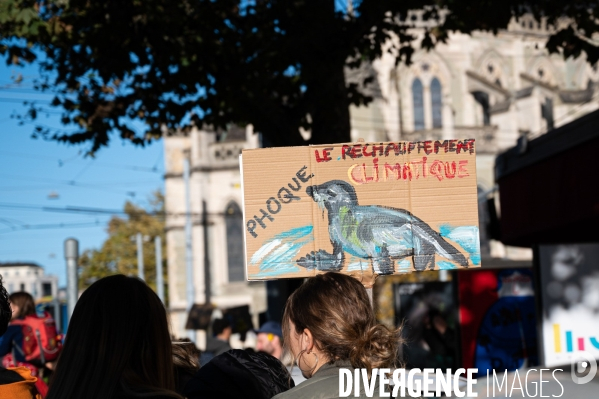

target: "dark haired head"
[212,318,231,336]
[9,291,36,319]
[172,340,200,372]
[47,275,181,399]
[283,272,402,375]
[0,275,11,336]
[184,350,294,399]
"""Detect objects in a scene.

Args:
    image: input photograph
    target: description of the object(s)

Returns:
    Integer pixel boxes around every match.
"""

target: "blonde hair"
[282,272,402,374]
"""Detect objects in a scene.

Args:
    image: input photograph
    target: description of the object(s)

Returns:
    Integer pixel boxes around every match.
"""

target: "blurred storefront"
[375,261,537,377]
[495,109,599,247]
[495,109,599,369]
[381,111,599,377]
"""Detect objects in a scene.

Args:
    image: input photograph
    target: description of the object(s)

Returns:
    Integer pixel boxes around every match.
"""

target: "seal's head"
[306,180,358,211]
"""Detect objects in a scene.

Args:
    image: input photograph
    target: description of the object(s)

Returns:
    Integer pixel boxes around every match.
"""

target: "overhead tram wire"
[0,220,104,234]
[0,151,164,173]
[0,173,159,196]
[0,202,226,218]
[0,206,227,234]
[70,160,95,182]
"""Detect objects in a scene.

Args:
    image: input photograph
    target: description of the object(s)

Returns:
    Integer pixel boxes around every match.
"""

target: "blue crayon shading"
[438,261,458,270]
[439,224,481,265]
[250,225,314,277]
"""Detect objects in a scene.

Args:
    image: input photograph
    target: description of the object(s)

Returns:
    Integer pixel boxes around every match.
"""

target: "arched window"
[412,78,425,131]
[472,91,490,126]
[541,97,554,131]
[477,186,490,257]
[225,202,244,282]
[431,78,443,128]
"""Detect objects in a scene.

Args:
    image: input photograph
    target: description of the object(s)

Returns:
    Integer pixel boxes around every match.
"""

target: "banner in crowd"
[241,140,481,284]
[539,244,599,367]
[394,280,459,371]
[458,268,538,375]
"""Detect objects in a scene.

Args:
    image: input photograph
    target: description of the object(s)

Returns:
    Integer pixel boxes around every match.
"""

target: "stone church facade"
[164,126,265,343]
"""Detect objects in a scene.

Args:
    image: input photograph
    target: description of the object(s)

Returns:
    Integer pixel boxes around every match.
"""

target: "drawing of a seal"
[297,180,470,274]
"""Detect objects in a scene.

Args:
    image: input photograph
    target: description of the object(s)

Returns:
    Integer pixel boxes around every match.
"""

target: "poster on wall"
[539,244,599,367]
[394,281,459,371]
[458,268,538,375]
[240,140,481,284]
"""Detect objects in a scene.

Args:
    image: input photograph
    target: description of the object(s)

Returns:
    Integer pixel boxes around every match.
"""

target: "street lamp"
[64,238,79,322]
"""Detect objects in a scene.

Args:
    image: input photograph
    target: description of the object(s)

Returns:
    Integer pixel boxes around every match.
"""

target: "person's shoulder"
[0,367,25,384]
[2,323,24,340]
[115,392,179,399]
[272,370,418,399]
[272,373,340,399]
[0,367,40,399]
[3,323,23,332]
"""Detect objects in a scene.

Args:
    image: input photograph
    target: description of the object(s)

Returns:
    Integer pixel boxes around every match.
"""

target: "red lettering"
[351,145,363,159]
[372,144,384,156]
[348,164,365,184]
[342,145,351,160]
[434,140,448,154]
[456,141,469,154]
[403,163,413,180]
[430,160,444,181]
[385,143,401,156]
[424,141,432,155]
[448,140,457,153]
[362,144,373,157]
[466,139,476,154]
[444,161,457,179]
[411,160,422,179]
[384,163,402,180]
[458,160,469,178]
[314,147,333,163]
[364,163,374,182]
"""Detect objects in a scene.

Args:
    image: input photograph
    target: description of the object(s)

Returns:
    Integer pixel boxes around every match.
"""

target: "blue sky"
[0,63,164,287]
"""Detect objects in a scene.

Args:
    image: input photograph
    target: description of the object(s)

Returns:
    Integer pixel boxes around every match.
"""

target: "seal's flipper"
[372,245,394,275]
[297,250,344,271]
[413,254,435,271]
[372,257,394,275]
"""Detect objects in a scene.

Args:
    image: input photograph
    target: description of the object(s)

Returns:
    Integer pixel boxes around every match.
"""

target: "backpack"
[11,312,61,365]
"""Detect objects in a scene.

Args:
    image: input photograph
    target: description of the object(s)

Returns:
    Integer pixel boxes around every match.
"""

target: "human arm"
[0,325,21,357]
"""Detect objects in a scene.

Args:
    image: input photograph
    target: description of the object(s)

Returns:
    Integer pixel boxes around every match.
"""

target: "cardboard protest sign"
[241,140,480,285]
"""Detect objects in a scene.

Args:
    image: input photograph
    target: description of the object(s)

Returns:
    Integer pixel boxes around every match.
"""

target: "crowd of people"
[0,272,407,399]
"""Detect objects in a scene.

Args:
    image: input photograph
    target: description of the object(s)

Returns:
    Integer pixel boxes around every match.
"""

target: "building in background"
[365,16,598,374]
[354,15,599,260]
[164,126,265,343]
[163,15,599,344]
[0,262,59,299]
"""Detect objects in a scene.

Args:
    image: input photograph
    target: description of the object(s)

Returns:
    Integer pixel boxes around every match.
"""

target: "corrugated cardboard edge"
[239,154,249,282]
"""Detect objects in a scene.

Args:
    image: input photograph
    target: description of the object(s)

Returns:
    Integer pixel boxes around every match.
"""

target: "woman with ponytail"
[273,272,408,399]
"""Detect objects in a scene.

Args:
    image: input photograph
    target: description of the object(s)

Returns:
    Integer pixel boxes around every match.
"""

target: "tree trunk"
[308,62,352,145]
[259,58,352,148]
